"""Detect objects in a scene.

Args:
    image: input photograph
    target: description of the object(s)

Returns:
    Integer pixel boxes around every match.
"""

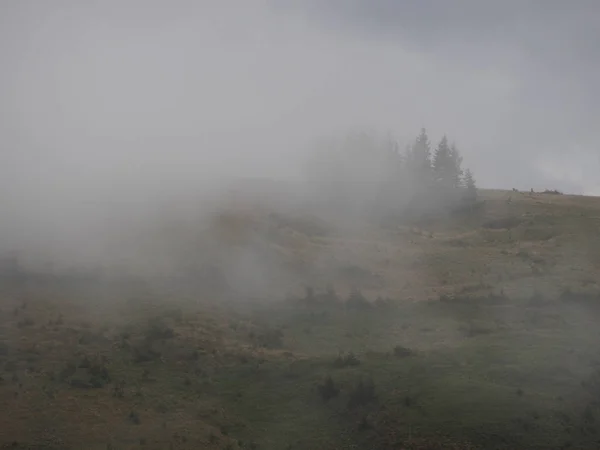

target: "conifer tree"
[434,137,464,191]
[463,168,477,202]
[408,128,432,174]
[433,135,451,184]
[449,144,464,189]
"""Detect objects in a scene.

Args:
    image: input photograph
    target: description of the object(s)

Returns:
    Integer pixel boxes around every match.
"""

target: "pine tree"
[407,128,432,174]
[433,135,451,184]
[433,138,464,191]
[463,169,477,202]
[449,144,464,189]
[405,128,433,196]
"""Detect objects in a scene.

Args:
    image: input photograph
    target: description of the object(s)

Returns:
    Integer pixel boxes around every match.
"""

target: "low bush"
[132,344,162,363]
[333,352,361,368]
[144,320,175,342]
[318,376,339,402]
[348,378,376,408]
[128,410,141,425]
[393,345,414,358]
[346,289,372,310]
[254,328,284,349]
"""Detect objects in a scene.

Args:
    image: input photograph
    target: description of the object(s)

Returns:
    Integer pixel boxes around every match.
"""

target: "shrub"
[113,380,126,398]
[333,352,361,368]
[318,376,339,402]
[348,378,376,408]
[79,356,91,369]
[89,362,111,383]
[128,410,141,425]
[393,345,414,358]
[156,402,169,414]
[145,321,175,342]
[254,328,284,349]
[346,289,372,310]
[132,345,161,363]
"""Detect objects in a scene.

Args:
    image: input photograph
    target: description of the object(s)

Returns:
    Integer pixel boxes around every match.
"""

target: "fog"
[1,1,599,282]
[3,5,600,448]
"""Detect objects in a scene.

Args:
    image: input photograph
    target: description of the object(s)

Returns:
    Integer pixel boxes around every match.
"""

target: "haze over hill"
[2,2,600,449]
[1,187,600,449]
[2,1,599,224]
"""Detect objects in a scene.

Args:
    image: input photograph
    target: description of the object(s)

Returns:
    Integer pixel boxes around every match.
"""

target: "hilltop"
[2,189,600,449]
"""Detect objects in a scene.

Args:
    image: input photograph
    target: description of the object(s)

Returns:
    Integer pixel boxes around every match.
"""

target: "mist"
[3,4,600,449]
[1,1,599,282]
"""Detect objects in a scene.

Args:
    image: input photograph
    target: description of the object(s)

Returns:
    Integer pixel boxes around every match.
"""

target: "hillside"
[2,189,600,449]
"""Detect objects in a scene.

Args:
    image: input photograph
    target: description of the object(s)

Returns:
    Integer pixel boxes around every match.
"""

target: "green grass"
[4,289,600,449]
[205,298,600,449]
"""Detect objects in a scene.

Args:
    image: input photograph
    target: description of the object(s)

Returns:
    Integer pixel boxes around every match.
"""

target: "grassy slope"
[2,189,600,449]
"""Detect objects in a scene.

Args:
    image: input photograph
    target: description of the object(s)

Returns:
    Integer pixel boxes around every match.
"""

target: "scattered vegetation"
[346,288,372,310]
[317,376,340,402]
[333,352,361,368]
[392,345,414,358]
[347,378,377,408]
[2,187,600,449]
[128,410,141,425]
[252,327,284,349]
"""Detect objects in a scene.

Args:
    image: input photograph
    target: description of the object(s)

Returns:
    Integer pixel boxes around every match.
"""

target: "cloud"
[276,0,600,192]
[0,0,598,206]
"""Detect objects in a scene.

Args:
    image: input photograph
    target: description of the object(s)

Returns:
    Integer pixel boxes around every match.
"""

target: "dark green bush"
[132,344,161,363]
[318,376,339,402]
[348,378,376,408]
[145,321,175,342]
[393,345,414,358]
[333,352,361,368]
[128,410,141,425]
[346,289,372,310]
[254,328,284,349]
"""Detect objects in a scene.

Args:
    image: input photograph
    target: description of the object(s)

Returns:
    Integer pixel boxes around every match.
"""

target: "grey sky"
[284,0,600,194]
[1,0,599,210]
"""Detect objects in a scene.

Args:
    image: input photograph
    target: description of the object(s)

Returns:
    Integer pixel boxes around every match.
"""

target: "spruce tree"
[449,144,464,189]
[408,128,432,174]
[434,138,464,192]
[463,169,477,202]
[433,136,451,185]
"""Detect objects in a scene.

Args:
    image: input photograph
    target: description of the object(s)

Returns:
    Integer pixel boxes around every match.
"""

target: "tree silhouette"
[449,143,464,189]
[433,135,451,186]
[433,137,464,190]
[406,128,432,182]
[463,169,477,202]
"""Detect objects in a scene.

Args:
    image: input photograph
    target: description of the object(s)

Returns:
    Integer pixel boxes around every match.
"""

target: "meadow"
[2,189,600,449]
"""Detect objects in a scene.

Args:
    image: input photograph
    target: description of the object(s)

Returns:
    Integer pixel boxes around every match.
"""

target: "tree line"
[407,128,477,203]
[305,128,478,220]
